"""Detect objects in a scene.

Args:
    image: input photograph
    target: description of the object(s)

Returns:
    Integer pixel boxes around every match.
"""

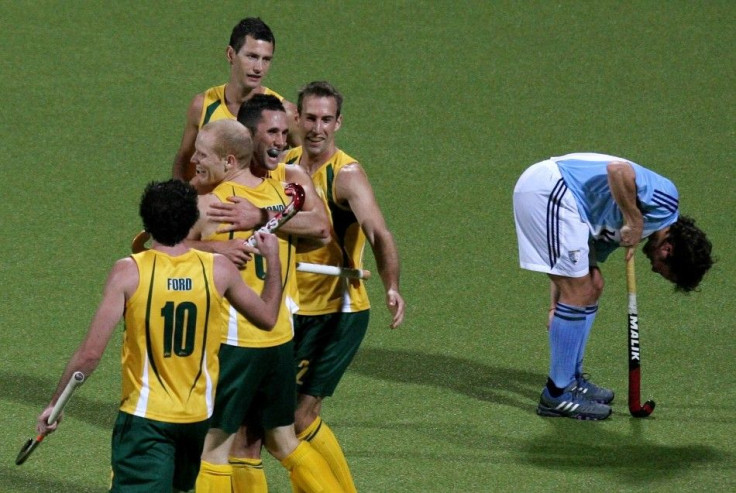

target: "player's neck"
[224,167,263,188]
[250,160,271,179]
[225,82,261,105]
[151,242,189,256]
[301,146,338,174]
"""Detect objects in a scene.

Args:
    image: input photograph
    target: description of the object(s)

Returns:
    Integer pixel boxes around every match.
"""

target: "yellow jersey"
[205,177,299,348]
[121,249,226,423]
[284,148,371,315]
[199,84,285,127]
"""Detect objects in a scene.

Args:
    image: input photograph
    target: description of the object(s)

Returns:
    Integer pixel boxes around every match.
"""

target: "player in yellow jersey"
[172,17,299,185]
[205,85,406,491]
[286,81,405,492]
[184,119,341,492]
[36,180,283,493]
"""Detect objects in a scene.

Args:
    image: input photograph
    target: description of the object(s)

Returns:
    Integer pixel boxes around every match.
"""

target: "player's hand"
[619,222,643,248]
[252,232,280,263]
[624,246,636,261]
[386,289,405,329]
[36,405,60,436]
[210,239,254,269]
[209,197,264,233]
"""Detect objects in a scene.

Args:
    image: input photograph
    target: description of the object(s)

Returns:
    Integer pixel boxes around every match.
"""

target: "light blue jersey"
[554,153,679,261]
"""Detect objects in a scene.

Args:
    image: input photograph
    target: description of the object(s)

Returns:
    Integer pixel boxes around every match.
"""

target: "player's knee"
[294,397,321,434]
[294,408,318,434]
[590,268,604,300]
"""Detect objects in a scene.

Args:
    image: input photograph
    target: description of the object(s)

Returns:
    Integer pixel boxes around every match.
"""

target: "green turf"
[1,1,734,491]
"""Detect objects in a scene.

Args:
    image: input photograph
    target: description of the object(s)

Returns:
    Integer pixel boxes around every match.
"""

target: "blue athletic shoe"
[576,374,614,404]
[537,384,612,420]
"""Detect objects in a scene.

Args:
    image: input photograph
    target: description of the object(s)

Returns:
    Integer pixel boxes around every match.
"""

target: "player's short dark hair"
[666,215,714,292]
[297,81,343,117]
[139,180,199,247]
[229,17,275,53]
[237,94,285,135]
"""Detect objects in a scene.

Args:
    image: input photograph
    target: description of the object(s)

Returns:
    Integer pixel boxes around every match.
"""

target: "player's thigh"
[297,311,369,398]
[211,344,270,434]
[110,412,176,493]
[258,341,297,430]
[514,163,589,277]
[172,419,210,491]
[294,312,342,368]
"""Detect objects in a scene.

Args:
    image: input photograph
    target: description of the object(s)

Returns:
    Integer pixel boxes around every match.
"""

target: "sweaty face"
[298,95,342,159]
[229,36,274,89]
[253,110,289,171]
[643,228,676,283]
[191,131,227,186]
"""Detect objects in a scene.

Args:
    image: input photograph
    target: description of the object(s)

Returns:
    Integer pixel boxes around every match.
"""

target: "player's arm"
[278,165,330,242]
[209,167,330,243]
[37,258,136,435]
[172,93,204,180]
[282,99,302,148]
[335,162,405,329]
[186,194,254,268]
[216,231,283,330]
[607,161,643,259]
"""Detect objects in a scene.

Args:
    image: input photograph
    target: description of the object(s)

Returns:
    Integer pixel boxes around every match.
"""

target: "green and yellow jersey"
[284,148,371,315]
[206,177,298,348]
[121,249,225,423]
[199,84,284,127]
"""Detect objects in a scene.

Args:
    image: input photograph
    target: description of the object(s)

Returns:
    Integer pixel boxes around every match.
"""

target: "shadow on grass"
[518,417,728,487]
[0,371,117,430]
[350,347,543,411]
[0,464,102,493]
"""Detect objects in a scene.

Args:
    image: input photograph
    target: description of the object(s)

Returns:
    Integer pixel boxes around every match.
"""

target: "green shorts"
[110,411,210,492]
[293,310,369,397]
[211,341,296,433]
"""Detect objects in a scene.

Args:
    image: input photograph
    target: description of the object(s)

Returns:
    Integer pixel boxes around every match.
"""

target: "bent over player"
[513,152,713,420]
[36,180,283,492]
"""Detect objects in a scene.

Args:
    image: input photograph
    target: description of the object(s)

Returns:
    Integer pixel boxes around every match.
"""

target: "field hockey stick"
[626,256,656,418]
[296,262,372,279]
[16,371,86,465]
[242,183,305,246]
[131,230,150,253]
[130,183,306,253]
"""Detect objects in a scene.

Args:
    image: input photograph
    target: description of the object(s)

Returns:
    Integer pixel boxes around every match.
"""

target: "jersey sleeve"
[631,162,680,234]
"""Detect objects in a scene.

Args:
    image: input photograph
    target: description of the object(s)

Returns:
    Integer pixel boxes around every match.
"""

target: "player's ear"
[661,240,674,257]
[226,45,235,64]
[335,114,343,132]
[224,154,236,171]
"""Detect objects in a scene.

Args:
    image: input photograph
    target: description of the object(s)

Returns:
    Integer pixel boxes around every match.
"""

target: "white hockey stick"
[16,371,86,465]
[296,262,371,280]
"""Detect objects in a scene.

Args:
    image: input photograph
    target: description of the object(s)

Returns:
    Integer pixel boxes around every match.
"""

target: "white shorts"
[513,160,591,278]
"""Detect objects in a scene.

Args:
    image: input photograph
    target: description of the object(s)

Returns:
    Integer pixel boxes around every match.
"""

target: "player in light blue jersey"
[513,152,713,420]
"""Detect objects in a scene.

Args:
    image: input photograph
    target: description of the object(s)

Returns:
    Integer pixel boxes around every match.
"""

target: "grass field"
[1,1,734,491]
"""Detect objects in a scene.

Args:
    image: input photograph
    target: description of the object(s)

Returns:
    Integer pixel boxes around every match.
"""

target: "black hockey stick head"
[629,400,656,418]
[15,436,43,465]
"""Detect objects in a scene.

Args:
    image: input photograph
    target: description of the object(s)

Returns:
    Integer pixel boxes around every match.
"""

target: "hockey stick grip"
[48,371,86,425]
[626,255,637,296]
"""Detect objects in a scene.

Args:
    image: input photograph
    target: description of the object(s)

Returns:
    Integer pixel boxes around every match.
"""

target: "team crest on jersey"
[568,250,581,264]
